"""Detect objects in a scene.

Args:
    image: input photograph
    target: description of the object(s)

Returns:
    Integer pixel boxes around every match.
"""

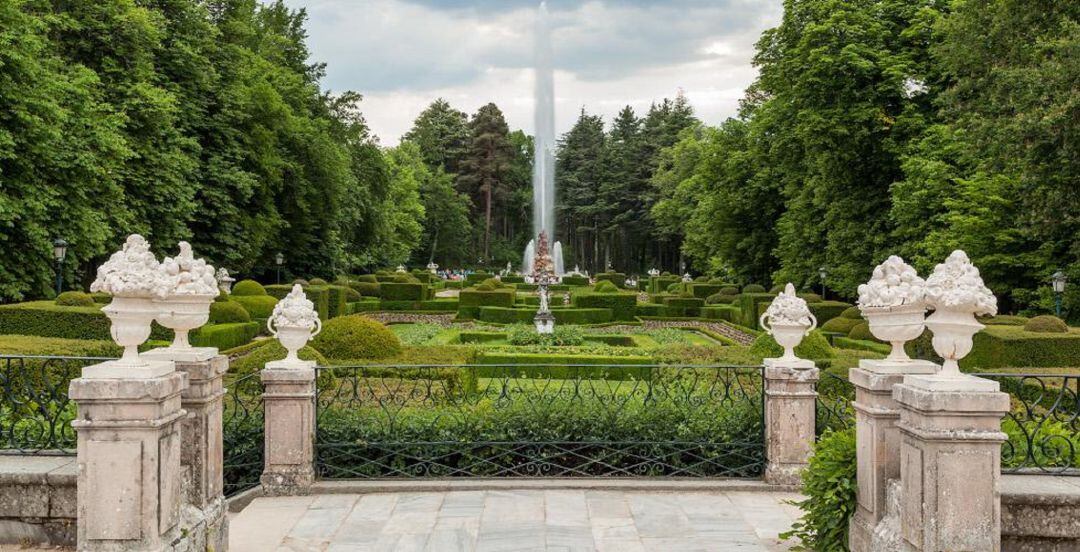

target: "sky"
[280,0,784,145]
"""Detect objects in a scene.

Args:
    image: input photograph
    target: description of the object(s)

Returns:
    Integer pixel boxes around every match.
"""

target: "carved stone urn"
[267,284,322,365]
[153,242,218,358]
[857,255,928,362]
[760,283,817,363]
[923,250,997,378]
[89,234,170,369]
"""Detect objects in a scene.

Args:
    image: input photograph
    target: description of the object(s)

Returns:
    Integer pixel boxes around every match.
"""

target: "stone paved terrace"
[228,484,803,551]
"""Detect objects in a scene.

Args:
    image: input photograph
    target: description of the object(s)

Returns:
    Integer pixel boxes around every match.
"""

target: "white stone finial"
[159,241,218,296]
[148,242,219,360]
[857,255,926,309]
[216,267,236,294]
[90,234,168,298]
[760,283,817,363]
[925,250,997,316]
[268,284,321,365]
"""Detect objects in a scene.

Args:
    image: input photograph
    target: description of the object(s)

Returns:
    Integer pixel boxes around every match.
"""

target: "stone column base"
[260,366,317,497]
[763,358,818,486]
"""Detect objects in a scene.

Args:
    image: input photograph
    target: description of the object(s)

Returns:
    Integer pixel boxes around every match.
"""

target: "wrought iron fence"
[222,370,264,496]
[973,372,1080,475]
[0,355,110,454]
[815,371,855,436]
[314,363,765,478]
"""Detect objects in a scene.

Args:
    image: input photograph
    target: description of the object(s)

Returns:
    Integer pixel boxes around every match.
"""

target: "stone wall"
[0,455,76,546]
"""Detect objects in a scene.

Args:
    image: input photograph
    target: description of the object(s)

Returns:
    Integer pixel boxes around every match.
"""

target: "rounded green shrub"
[309,278,328,285]
[232,295,278,319]
[841,307,862,319]
[89,292,111,304]
[821,316,859,334]
[743,284,767,293]
[344,287,361,302]
[55,291,95,307]
[356,274,378,283]
[232,279,267,296]
[230,340,326,378]
[848,321,877,341]
[666,283,681,293]
[661,271,671,276]
[708,277,726,284]
[476,283,496,292]
[293,278,310,286]
[799,293,823,304]
[719,286,739,295]
[209,301,251,324]
[694,276,709,283]
[214,290,229,303]
[393,273,420,284]
[312,315,403,360]
[705,293,736,305]
[979,314,1029,326]
[749,329,835,360]
[1024,315,1069,333]
[593,280,619,293]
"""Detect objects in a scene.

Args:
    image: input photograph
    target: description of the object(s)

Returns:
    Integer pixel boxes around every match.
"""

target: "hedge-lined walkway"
[230,486,802,551]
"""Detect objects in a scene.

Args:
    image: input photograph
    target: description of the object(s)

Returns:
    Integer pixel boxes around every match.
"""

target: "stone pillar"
[260,362,316,496]
[68,368,186,551]
[848,359,937,552]
[764,357,819,485]
[144,350,229,551]
[893,374,1009,552]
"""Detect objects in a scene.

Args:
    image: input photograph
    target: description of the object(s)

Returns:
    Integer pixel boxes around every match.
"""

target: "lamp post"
[818,265,828,299]
[52,238,68,296]
[1052,271,1067,317]
[275,252,284,284]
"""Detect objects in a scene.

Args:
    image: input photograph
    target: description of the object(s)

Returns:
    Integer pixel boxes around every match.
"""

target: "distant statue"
[216,267,235,294]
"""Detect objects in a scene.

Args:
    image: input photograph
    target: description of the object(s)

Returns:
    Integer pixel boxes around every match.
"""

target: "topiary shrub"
[90,292,111,304]
[743,284,766,293]
[719,286,739,295]
[749,329,835,360]
[209,301,251,324]
[666,282,681,293]
[309,278,328,285]
[55,291,95,307]
[848,321,879,342]
[781,428,856,551]
[344,287,361,302]
[355,274,378,283]
[841,307,862,319]
[1023,315,1069,334]
[232,295,278,319]
[978,314,1028,326]
[708,277,726,284]
[821,316,860,334]
[393,273,420,284]
[593,280,619,293]
[312,315,403,360]
[705,293,736,305]
[232,280,267,296]
[799,293,823,304]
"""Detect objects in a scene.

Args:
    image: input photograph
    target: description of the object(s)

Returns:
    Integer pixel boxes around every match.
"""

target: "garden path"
[229,487,802,551]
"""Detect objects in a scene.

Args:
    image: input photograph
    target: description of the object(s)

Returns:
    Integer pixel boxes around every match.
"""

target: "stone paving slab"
[230,489,803,551]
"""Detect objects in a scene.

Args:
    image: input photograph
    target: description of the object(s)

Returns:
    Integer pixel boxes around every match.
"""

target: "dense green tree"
[555,109,606,272]
[458,103,514,262]
[402,98,470,175]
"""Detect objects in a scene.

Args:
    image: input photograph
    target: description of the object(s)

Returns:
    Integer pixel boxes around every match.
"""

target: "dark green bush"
[689,284,723,299]
[1023,315,1069,333]
[749,329,835,360]
[477,307,614,325]
[309,278,328,285]
[458,289,516,319]
[293,278,310,285]
[781,428,856,551]
[820,316,859,334]
[635,303,667,317]
[978,314,1028,326]
[355,274,379,283]
[573,291,637,320]
[350,281,381,297]
[958,326,1080,369]
[0,301,169,341]
[230,340,326,377]
[90,292,111,304]
[507,324,584,346]
[593,280,619,293]
[737,293,775,329]
[501,275,525,284]
[743,284,767,293]
[663,296,705,317]
[209,300,251,324]
[475,352,652,379]
[769,284,785,294]
[719,286,739,295]
[393,273,420,284]
[708,277,726,284]
[809,301,853,326]
[594,272,626,288]
[847,321,877,342]
[666,282,681,293]
[701,305,739,322]
[841,307,862,319]
[190,322,259,350]
[705,293,737,305]
[379,282,425,302]
[799,293,823,304]
[232,280,267,296]
[561,275,589,286]
[55,291,94,307]
[312,315,402,360]
[232,295,278,320]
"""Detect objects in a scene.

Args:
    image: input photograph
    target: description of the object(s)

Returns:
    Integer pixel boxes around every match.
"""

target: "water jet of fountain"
[525,1,564,275]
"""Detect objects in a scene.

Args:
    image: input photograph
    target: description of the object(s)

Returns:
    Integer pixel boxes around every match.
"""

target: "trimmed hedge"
[688,284,723,299]
[55,291,95,307]
[1024,315,1069,333]
[820,316,860,334]
[230,341,326,377]
[701,305,740,322]
[475,352,653,380]
[561,275,589,286]
[572,292,637,320]
[90,292,111,304]
[635,303,667,317]
[190,322,260,350]
[347,300,381,314]
[0,334,120,357]
[350,281,381,297]
[501,275,525,284]
[464,273,490,287]
[648,276,681,294]
[0,301,169,341]
[834,337,892,355]
[742,284,767,293]
[232,279,267,296]
[961,326,1080,369]
[324,285,351,318]
[595,272,627,288]
[477,307,614,325]
[847,322,877,342]
[312,315,402,360]
[808,301,853,326]
[232,295,279,320]
[209,300,251,324]
[663,296,705,317]
[354,274,378,283]
[380,282,426,301]
[458,289,516,319]
[749,330,835,360]
[380,300,459,312]
[736,293,775,329]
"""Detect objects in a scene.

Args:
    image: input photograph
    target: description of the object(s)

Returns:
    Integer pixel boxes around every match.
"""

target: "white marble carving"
[152,242,218,359]
[924,250,997,379]
[268,284,322,365]
[760,283,817,362]
[216,267,236,294]
[857,256,927,362]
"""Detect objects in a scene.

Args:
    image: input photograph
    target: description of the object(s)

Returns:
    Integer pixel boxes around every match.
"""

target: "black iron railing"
[0,355,110,454]
[222,370,264,496]
[973,372,1080,475]
[314,363,765,478]
[815,371,855,436]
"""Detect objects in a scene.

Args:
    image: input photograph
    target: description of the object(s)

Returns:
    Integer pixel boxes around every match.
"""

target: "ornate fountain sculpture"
[149,242,219,361]
[88,234,172,376]
[759,283,817,364]
[531,231,558,334]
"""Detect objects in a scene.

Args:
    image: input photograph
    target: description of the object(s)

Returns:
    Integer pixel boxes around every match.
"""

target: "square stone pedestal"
[68,370,187,551]
[893,375,1010,552]
[763,358,818,485]
[260,366,317,496]
[848,359,937,552]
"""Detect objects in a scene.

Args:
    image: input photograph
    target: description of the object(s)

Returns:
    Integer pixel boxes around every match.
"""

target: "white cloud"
[282,0,782,144]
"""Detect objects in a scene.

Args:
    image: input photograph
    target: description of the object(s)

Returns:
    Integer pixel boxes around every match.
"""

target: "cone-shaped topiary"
[1023,315,1069,334]
[312,315,403,360]
[55,291,95,307]
[750,329,835,360]
[232,279,267,296]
